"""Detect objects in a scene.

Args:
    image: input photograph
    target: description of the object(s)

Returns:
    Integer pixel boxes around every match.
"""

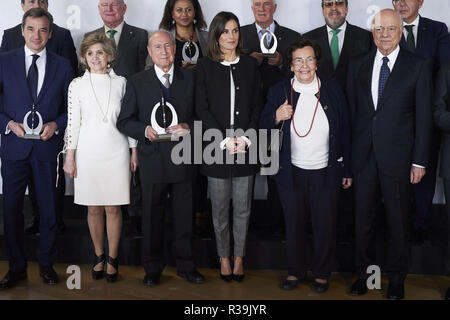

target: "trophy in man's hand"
[150,97,179,142]
[23,108,43,140]
[260,30,278,58]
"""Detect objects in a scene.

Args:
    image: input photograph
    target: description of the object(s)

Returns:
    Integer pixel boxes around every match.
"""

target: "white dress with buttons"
[66,70,137,206]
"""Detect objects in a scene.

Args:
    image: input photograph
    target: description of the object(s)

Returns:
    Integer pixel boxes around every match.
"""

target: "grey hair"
[148,29,176,46]
[251,0,277,5]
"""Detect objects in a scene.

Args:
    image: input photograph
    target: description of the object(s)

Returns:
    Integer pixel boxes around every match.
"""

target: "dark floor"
[0,196,449,275]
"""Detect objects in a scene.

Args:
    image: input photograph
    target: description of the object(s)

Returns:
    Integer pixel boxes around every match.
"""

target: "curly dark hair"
[285,37,322,67]
[159,0,207,30]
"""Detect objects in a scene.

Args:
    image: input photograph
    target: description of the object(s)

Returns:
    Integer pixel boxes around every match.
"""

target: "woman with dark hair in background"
[158,0,208,68]
[195,11,262,283]
[260,37,351,293]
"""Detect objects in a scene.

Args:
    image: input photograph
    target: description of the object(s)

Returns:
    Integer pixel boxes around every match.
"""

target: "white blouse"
[290,75,329,170]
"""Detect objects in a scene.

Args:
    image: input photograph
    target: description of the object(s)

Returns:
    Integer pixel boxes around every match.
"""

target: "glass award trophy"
[23,107,43,140]
[260,30,278,58]
[150,96,179,142]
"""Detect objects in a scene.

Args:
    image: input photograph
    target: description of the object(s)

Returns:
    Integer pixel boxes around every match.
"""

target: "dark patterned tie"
[404,25,415,52]
[378,57,390,103]
[27,54,39,102]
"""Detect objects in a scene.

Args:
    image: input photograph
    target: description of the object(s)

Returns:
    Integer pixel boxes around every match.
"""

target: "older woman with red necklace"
[260,37,352,293]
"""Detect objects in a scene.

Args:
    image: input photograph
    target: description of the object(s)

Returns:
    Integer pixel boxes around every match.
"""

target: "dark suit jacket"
[85,22,148,79]
[433,62,450,179]
[1,23,79,76]
[241,21,300,97]
[304,22,372,90]
[0,48,73,162]
[117,66,194,184]
[195,55,263,179]
[260,77,351,189]
[400,16,450,75]
[347,48,433,178]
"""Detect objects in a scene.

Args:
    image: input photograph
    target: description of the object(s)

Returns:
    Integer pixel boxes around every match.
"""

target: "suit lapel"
[116,23,133,64]
[14,49,33,104]
[248,23,262,52]
[377,49,407,109]
[338,24,353,70]
[273,21,285,49]
[359,52,376,112]
[415,16,428,57]
[318,26,334,73]
[36,51,56,104]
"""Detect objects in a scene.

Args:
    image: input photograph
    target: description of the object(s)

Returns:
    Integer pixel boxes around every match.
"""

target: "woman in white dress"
[63,33,138,283]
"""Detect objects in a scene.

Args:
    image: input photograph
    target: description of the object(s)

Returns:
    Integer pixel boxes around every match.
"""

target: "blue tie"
[378,57,390,102]
[27,54,39,102]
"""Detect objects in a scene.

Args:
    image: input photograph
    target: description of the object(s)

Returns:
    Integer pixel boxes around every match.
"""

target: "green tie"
[107,29,117,43]
[330,29,341,70]
[404,25,415,52]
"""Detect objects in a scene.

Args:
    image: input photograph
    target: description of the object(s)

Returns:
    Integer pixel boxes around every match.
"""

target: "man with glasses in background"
[392,0,450,246]
[346,9,432,300]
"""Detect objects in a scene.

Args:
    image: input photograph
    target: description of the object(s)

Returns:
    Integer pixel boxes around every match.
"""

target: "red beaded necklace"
[291,77,321,138]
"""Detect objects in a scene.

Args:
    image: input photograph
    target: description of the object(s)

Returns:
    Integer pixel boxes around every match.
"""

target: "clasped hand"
[225,137,247,155]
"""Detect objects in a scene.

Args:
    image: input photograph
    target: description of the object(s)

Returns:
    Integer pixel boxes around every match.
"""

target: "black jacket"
[117,66,194,183]
[195,55,263,178]
[347,48,433,177]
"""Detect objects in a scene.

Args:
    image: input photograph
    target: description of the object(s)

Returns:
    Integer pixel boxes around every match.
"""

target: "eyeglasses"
[292,57,316,66]
[373,26,399,34]
[323,0,346,8]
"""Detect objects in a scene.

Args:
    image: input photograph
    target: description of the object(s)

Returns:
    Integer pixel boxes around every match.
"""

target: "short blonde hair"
[80,33,116,71]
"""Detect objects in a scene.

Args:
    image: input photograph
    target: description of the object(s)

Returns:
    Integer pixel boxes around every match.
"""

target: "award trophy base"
[154,133,178,142]
[261,53,276,58]
[24,133,41,140]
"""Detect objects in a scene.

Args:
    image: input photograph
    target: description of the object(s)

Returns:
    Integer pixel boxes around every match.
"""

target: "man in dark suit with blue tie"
[393,0,450,245]
[1,0,78,236]
[0,8,73,289]
[347,9,432,300]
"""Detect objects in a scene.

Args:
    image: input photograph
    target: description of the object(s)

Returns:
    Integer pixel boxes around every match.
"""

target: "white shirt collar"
[220,56,240,66]
[255,21,276,35]
[24,45,47,59]
[326,20,347,35]
[403,15,420,27]
[154,64,174,83]
[375,45,400,65]
[104,20,125,34]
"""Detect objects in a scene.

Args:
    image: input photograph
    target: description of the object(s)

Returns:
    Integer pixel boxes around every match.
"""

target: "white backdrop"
[0,0,449,201]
